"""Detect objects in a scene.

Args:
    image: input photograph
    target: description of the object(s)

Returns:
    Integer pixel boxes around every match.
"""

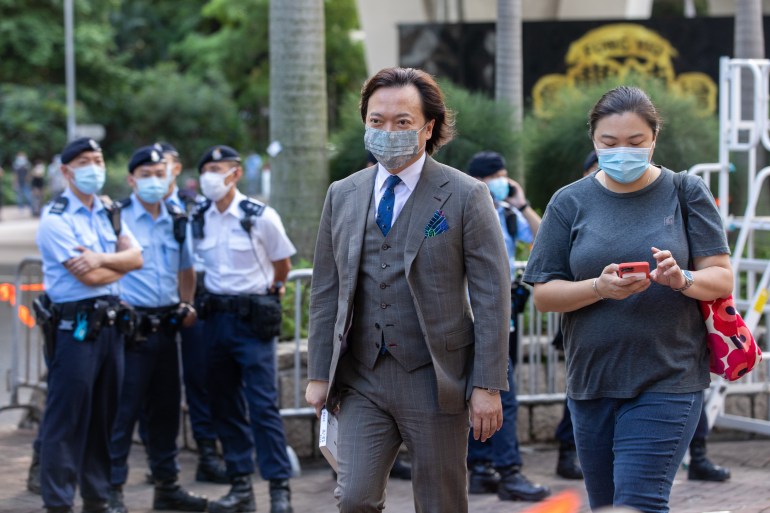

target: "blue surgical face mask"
[596,146,653,184]
[364,124,428,171]
[135,175,168,204]
[486,177,509,202]
[71,164,106,195]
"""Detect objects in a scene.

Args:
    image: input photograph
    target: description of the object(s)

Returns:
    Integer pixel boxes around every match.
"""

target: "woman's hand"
[594,263,651,300]
[649,246,686,290]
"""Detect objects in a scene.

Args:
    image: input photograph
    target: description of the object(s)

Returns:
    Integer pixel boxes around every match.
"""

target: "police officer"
[465,151,550,502]
[107,145,207,512]
[192,145,296,513]
[159,141,229,483]
[35,137,143,513]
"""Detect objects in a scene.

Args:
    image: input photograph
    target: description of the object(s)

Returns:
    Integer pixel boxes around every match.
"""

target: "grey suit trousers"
[334,352,469,513]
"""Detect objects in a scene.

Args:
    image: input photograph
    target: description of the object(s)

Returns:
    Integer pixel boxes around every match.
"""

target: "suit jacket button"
[382,243,390,250]
[381,263,388,269]
[379,282,387,289]
[380,303,388,309]
[338,334,342,341]
[375,323,381,329]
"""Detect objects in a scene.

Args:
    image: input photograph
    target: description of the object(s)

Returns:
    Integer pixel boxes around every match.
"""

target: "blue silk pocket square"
[424,210,449,238]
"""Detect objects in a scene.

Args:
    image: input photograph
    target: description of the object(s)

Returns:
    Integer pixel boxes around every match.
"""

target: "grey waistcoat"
[348,192,432,372]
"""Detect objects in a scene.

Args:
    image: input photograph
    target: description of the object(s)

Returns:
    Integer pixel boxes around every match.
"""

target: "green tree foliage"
[0,85,69,162]
[522,77,719,209]
[328,82,518,182]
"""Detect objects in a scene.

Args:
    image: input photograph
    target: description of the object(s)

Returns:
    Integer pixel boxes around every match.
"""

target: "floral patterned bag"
[675,172,762,381]
[699,295,762,380]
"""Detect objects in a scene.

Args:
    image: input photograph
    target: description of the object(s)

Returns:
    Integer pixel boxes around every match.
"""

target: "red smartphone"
[617,262,650,279]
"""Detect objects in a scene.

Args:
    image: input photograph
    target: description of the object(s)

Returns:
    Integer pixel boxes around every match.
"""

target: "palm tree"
[496,0,524,182]
[269,0,329,261]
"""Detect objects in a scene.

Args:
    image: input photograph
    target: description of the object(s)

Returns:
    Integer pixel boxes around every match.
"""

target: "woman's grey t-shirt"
[523,167,729,400]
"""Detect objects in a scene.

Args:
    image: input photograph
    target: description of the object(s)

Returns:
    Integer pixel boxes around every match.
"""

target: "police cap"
[467,151,506,178]
[155,141,179,157]
[61,137,102,165]
[197,145,241,173]
[128,145,165,173]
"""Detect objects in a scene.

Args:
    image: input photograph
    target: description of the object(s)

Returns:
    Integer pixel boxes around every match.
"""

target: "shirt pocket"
[163,240,181,270]
[229,231,255,269]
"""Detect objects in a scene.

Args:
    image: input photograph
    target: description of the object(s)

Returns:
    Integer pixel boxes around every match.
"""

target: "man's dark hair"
[359,67,455,155]
[588,86,662,140]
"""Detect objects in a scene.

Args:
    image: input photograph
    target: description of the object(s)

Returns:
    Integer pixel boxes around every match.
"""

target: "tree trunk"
[269,0,329,262]
[495,0,523,183]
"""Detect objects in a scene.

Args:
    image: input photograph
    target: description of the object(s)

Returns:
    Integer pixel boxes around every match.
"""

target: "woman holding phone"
[523,86,733,513]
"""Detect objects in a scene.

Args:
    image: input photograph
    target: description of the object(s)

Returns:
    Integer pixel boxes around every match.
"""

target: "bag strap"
[672,171,692,269]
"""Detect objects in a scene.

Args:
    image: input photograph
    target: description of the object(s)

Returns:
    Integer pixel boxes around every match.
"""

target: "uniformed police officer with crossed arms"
[192,145,296,513]
[35,137,143,513]
[107,145,207,513]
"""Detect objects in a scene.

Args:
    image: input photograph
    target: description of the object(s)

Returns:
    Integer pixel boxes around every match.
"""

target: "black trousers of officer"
[204,311,291,479]
[40,326,124,508]
[110,330,181,485]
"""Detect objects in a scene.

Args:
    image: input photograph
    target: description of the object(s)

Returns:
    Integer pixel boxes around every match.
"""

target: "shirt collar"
[375,152,426,194]
[208,188,246,219]
[64,186,105,214]
[129,192,170,223]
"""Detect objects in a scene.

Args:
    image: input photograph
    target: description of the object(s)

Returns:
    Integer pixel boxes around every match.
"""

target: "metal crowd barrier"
[0,257,46,423]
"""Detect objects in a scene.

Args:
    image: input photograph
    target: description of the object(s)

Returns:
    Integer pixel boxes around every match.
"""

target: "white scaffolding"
[689,56,770,436]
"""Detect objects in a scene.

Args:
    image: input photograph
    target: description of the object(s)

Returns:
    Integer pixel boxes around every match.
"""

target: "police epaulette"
[165,200,185,217]
[191,199,212,218]
[239,198,266,218]
[48,195,69,215]
[113,197,132,210]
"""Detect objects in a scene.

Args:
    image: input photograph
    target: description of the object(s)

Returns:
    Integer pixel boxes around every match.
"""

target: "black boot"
[106,486,127,513]
[496,466,551,502]
[27,446,41,494]
[389,456,412,480]
[556,444,584,480]
[195,439,229,484]
[688,437,731,482]
[208,475,256,513]
[269,479,293,513]
[153,480,208,511]
[468,461,499,494]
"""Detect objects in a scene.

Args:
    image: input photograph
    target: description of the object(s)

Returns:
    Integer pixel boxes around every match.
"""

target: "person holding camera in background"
[465,151,549,502]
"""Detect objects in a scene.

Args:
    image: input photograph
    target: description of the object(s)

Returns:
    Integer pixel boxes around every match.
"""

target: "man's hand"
[65,247,104,276]
[305,380,330,418]
[469,387,503,442]
[181,306,197,328]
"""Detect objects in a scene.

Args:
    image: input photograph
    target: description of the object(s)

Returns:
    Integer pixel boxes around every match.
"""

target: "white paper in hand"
[319,408,339,472]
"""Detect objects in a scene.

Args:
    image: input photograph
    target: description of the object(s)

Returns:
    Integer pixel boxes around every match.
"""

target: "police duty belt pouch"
[700,296,762,381]
[249,294,282,340]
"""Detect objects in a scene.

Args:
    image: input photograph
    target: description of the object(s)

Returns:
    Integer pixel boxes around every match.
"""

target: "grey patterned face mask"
[364,124,427,170]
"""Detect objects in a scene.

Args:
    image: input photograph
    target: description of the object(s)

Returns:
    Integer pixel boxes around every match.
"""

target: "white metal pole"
[64,0,76,142]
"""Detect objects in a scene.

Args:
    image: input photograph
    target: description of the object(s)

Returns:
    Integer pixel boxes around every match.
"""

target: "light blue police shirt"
[36,187,139,303]
[497,203,533,280]
[119,193,193,308]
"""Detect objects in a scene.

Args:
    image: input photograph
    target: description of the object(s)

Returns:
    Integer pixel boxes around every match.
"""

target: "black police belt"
[54,295,134,341]
[200,292,282,340]
[133,304,183,338]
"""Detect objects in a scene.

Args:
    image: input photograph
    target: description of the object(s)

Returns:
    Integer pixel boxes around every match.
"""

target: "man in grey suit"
[305,67,511,513]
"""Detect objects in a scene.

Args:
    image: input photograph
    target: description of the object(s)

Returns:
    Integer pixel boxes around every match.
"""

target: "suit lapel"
[345,167,376,300]
[404,157,451,276]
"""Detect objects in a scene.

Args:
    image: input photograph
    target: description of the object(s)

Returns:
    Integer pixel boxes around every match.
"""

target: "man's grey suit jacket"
[308,156,511,414]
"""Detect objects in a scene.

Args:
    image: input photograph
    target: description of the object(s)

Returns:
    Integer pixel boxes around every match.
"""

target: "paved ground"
[0,427,768,513]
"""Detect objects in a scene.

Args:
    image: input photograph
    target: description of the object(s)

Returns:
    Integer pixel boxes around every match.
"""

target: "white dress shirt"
[373,152,426,227]
[193,189,296,295]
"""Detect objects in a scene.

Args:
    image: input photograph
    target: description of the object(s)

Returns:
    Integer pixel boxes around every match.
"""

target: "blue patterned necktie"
[376,174,402,236]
